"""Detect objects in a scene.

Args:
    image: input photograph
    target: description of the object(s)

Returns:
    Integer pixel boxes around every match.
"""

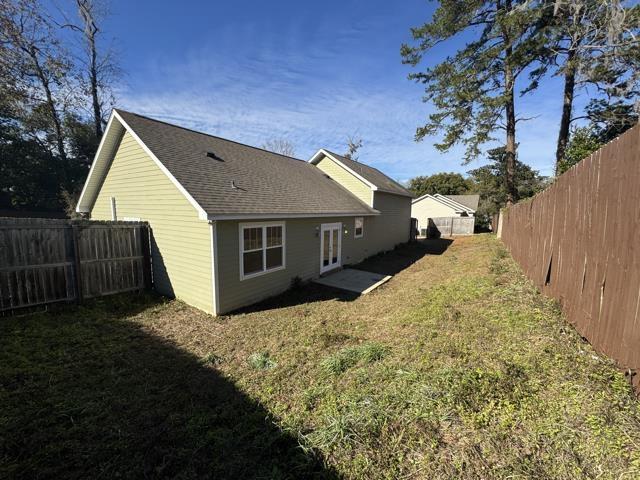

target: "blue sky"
[90,0,580,181]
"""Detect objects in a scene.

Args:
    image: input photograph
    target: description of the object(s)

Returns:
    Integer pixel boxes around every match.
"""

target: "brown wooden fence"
[0,218,151,313]
[500,124,640,389]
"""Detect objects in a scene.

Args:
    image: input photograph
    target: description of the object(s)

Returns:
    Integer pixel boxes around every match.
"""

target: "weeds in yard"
[200,352,223,366]
[317,332,351,347]
[248,352,277,370]
[320,342,389,376]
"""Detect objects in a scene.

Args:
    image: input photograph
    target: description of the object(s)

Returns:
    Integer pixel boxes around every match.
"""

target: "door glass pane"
[332,229,338,263]
[323,230,330,266]
[266,246,282,269]
[243,250,263,275]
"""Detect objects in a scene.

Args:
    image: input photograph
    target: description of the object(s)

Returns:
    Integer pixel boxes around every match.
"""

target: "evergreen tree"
[468,147,547,225]
[402,0,545,204]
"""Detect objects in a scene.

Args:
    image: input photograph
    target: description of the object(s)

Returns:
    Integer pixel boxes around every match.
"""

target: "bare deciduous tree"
[60,0,118,138]
[0,0,71,160]
[343,135,363,161]
[261,138,296,157]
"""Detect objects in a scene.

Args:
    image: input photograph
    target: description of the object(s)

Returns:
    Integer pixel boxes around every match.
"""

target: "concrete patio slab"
[313,268,392,294]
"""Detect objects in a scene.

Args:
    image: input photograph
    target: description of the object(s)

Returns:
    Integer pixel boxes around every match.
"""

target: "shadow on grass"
[234,240,454,314]
[351,238,453,276]
[233,282,359,314]
[0,294,340,479]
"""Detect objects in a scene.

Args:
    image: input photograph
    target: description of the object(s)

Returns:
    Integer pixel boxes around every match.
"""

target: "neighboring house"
[76,109,413,315]
[411,193,479,233]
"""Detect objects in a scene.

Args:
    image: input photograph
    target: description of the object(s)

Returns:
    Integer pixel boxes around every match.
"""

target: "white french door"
[320,223,342,274]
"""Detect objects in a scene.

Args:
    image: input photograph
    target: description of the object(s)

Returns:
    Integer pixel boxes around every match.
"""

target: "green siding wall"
[216,204,410,314]
[315,156,372,205]
[91,131,214,313]
[368,191,412,251]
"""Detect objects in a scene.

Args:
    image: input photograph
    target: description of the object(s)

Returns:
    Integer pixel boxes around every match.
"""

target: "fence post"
[71,224,83,304]
[140,224,152,290]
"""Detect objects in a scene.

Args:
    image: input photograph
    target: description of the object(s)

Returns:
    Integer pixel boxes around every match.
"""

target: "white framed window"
[239,222,286,280]
[354,217,364,238]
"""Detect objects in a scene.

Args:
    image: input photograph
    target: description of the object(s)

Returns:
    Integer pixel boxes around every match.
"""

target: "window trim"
[239,221,286,280]
[354,217,364,239]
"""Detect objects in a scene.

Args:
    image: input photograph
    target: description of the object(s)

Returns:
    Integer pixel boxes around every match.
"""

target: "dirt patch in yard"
[2,235,639,479]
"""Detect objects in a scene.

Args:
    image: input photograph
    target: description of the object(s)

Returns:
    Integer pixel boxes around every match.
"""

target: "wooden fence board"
[0,218,150,313]
[426,217,475,237]
[501,124,640,389]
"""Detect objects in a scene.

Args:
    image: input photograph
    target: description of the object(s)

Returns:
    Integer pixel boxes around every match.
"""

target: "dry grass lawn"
[2,234,639,479]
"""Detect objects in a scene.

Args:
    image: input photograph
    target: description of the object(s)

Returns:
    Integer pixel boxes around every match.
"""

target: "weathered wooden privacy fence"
[0,218,151,313]
[426,217,475,237]
[501,124,640,389]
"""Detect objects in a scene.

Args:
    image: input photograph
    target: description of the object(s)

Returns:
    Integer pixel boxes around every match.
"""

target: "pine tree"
[402,0,544,204]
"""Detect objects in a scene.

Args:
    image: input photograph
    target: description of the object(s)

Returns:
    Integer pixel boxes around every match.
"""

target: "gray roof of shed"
[115,110,378,218]
[444,195,480,211]
[322,150,414,198]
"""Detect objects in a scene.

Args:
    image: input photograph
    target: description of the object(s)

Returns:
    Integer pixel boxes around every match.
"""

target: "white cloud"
[116,34,562,180]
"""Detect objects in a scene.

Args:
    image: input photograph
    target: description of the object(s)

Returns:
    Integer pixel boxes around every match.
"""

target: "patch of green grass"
[320,342,389,376]
[248,351,277,370]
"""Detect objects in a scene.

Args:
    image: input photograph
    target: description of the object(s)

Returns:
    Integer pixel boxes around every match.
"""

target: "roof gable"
[444,194,480,211]
[77,110,379,219]
[76,110,207,218]
[412,193,476,213]
[309,149,413,198]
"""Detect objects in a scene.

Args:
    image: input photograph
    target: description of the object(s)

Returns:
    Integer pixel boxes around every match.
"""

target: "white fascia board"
[308,149,378,191]
[207,211,380,221]
[76,112,118,212]
[411,193,434,204]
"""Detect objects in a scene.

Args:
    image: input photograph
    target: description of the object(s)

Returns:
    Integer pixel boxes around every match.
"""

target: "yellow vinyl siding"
[411,196,461,231]
[315,156,372,205]
[91,131,213,313]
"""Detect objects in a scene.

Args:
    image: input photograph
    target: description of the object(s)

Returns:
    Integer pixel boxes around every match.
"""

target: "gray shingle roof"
[444,195,480,211]
[116,110,378,218]
[323,150,413,197]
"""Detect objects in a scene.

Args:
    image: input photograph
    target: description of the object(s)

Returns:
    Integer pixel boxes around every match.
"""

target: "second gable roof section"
[433,194,477,213]
[412,194,475,214]
[77,110,380,220]
[309,149,414,198]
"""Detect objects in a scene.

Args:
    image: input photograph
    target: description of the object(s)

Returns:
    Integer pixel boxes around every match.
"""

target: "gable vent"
[206,151,224,161]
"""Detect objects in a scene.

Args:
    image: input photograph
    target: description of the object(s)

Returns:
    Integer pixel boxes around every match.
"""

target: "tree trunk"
[502,0,517,205]
[78,0,103,138]
[30,50,67,162]
[555,50,576,175]
[89,37,102,138]
[504,77,517,205]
